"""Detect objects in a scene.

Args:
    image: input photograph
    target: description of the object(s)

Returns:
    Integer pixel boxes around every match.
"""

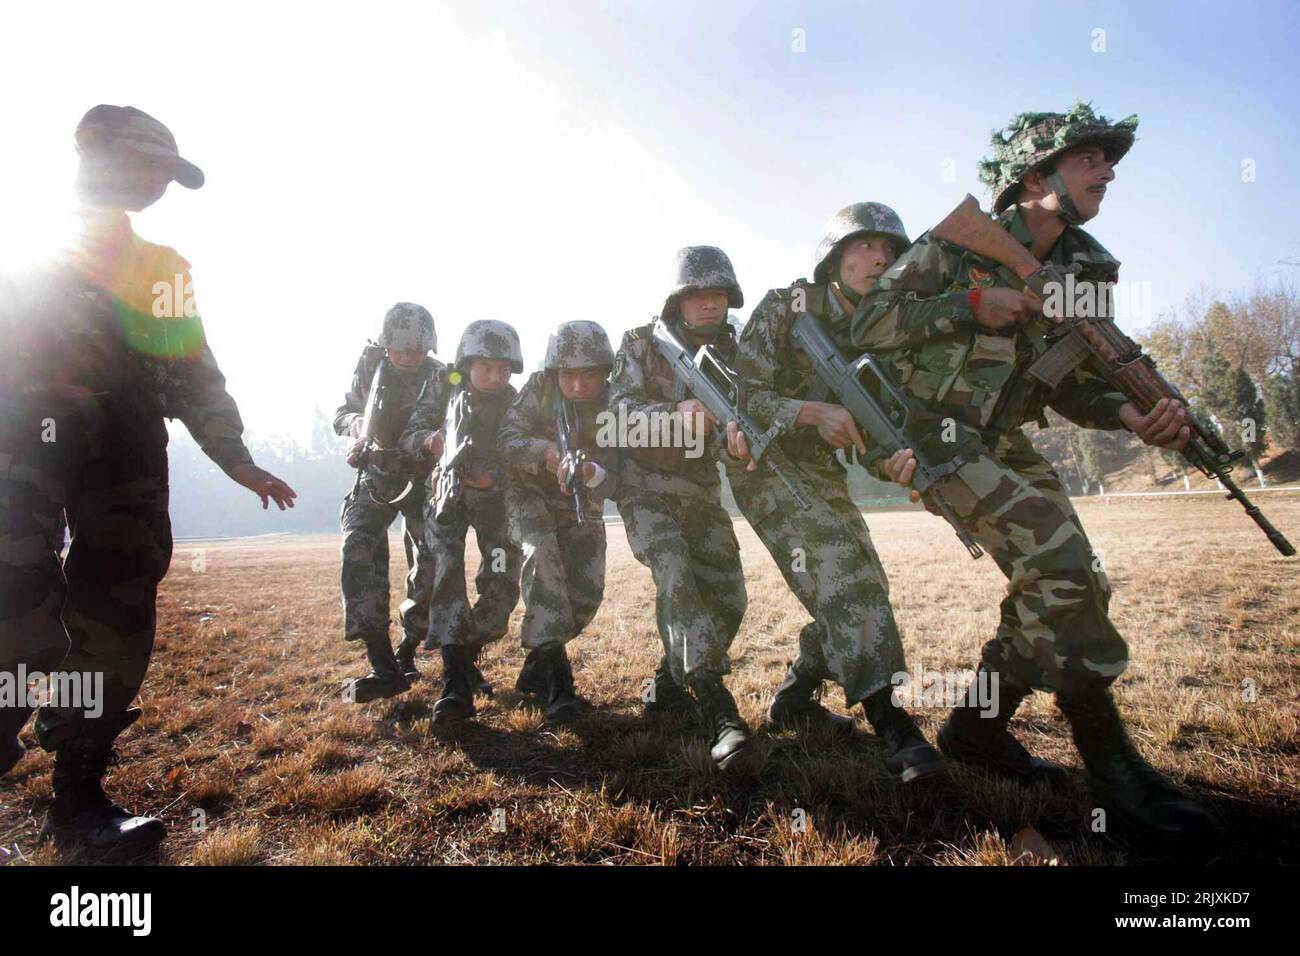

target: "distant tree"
[1263,371,1300,451]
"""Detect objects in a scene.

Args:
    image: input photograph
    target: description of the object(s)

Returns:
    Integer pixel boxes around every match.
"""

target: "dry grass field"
[2,495,1297,866]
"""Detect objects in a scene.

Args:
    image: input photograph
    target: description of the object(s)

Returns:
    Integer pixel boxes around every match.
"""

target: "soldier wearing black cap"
[0,105,296,855]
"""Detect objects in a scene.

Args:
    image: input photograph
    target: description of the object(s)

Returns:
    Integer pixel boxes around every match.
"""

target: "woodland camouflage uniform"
[853,103,1222,839]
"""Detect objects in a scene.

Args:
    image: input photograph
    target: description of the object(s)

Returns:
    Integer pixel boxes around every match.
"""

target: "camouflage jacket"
[608,318,733,499]
[497,370,620,515]
[734,279,862,493]
[851,204,1130,445]
[398,378,516,482]
[1,213,254,478]
[334,344,444,480]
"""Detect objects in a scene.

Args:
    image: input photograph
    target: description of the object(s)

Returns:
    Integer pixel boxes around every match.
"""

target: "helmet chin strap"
[1045,170,1086,226]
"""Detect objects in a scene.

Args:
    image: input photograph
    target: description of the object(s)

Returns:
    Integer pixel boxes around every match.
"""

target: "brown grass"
[2,495,1297,865]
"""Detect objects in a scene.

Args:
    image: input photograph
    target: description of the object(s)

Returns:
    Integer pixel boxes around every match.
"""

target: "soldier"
[609,246,750,769]
[496,321,619,725]
[0,104,296,853]
[724,202,944,783]
[854,103,1220,838]
[334,303,442,703]
[397,320,524,723]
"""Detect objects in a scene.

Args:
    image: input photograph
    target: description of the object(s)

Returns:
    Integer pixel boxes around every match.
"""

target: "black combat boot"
[1056,685,1223,840]
[767,664,855,736]
[1,704,33,776]
[689,673,751,770]
[346,632,411,703]
[395,633,421,682]
[39,711,164,856]
[515,647,547,697]
[862,687,945,784]
[937,667,1067,787]
[643,656,693,717]
[432,645,477,724]
[538,644,586,725]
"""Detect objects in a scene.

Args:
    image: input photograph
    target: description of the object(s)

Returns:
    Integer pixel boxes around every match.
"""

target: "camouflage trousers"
[931,428,1125,693]
[727,461,906,705]
[339,473,433,642]
[616,489,746,683]
[1,415,172,753]
[423,486,522,650]
[505,484,606,649]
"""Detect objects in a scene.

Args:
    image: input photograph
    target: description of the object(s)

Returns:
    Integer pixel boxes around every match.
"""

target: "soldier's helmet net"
[978,100,1138,214]
[663,246,744,315]
[378,302,436,353]
[544,321,614,370]
[813,203,910,284]
[456,320,523,374]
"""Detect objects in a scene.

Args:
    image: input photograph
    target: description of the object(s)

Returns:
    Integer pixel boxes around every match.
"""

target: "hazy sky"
[3,0,1298,443]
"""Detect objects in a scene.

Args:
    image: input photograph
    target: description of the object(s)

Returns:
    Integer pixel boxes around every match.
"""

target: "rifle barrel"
[1218,471,1296,556]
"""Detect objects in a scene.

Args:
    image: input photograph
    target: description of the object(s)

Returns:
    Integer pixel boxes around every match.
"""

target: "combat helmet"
[543,320,614,370]
[456,319,523,373]
[978,101,1138,223]
[813,203,910,284]
[665,245,743,310]
[378,302,436,353]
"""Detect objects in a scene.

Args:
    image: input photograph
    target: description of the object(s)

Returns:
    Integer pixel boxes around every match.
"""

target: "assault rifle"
[354,359,391,472]
[557,396,588,526]
[931,194,1294,556]
[433,384,474,525]
[791,313,985,558]
[651,320,810,510]
[350,354,416,505]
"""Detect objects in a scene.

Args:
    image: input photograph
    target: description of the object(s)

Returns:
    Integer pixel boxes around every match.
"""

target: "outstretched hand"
[230,464,298,511]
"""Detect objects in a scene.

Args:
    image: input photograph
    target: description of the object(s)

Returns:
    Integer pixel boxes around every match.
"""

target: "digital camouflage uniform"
[610,321,747,685]
[333,308,442,649]
[497,368,619,650]
[727,283,907,706]
[399,321,523,652]
[2,208,255,757]
[850,204,1132,695]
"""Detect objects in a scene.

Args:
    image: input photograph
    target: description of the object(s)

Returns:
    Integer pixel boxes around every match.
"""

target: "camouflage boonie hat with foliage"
[544,320,614,370]
[813,202,909,284]
[666,245,743,309]
[979,101,1138,214]
[378,302,436,353]
[456,319,523,373]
